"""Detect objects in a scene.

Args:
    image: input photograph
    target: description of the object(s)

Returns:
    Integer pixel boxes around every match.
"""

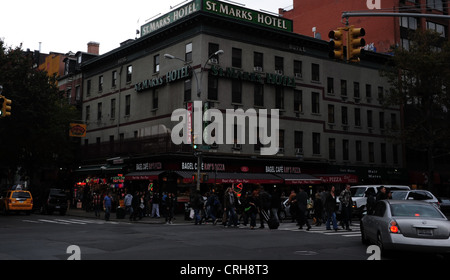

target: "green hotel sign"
[203,0,293,32]
[140,0,293,37]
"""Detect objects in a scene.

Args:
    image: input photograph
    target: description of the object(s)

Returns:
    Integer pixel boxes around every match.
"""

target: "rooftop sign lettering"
[140,0,293,37]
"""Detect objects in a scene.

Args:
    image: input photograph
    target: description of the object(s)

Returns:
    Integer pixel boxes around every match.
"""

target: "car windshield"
[351,188,366,197]
[390,203,444,218]
[12,192,31,199]
[391,191,408,200]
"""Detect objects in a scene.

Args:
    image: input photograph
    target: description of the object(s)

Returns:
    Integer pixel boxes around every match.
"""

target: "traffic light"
[347,26,366,62]
[192,134,198,150]
[0,95,11,118]
[328,29,344,61]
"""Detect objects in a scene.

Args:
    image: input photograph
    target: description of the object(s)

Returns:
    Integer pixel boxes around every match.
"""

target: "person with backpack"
[297,187,311,231]
[223,187,239,227]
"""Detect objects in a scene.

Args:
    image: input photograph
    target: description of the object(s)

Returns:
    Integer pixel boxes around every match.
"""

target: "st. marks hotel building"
[76,0,405,196]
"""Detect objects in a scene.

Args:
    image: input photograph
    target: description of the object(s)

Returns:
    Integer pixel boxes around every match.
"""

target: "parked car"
[360,200,450,257]
[0,188,33,215]
[391,190,440,209]
[438,197,450,216]
[38,189,68,215]
[337,185,410,218]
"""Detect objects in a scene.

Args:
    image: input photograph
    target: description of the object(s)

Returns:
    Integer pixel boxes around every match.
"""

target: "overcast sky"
[1,0,293,55]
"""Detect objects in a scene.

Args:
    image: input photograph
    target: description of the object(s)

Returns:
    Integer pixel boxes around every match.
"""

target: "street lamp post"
[164,50,224,191]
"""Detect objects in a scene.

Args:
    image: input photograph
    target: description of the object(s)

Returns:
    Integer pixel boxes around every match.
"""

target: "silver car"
[391,190,440,209]
[361,200,450,256]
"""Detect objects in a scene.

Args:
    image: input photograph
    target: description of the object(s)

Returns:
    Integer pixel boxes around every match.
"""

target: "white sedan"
[360,200,450,257]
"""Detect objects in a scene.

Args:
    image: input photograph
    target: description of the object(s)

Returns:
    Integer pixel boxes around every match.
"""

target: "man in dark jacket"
[191,190,204,225]
[297,187,311,230]
[223,187,238,227]
[324,186,338,231]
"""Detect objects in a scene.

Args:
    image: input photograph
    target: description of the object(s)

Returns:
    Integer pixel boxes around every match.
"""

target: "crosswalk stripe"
[278,222,361,237]
[38,219,71,225]
[53,219,87,225]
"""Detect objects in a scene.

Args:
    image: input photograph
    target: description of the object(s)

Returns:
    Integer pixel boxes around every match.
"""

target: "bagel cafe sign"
[140,0,293,37]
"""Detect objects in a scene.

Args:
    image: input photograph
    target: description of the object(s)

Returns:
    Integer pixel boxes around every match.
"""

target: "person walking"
[124,191,133,220]
[339,184,353,231]
[297,187,311,230]
[223,187,238,227]
[151,192,161,218]
[258,186,271,229]
[165,192,175,224]
[324,186,338,231]
[246,190,259,229]
[103,192,112,221]
[92,192,102,218]
[313,192,323,226]
[191,190,204,225]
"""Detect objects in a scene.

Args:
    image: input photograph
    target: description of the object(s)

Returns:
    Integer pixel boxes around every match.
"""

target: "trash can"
[116,206,125,219]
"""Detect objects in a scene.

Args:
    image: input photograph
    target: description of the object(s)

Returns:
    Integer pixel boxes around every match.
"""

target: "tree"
[382,29,450,191]
[0,40,79,188]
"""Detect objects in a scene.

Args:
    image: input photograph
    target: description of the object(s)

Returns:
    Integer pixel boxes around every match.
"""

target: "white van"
[340,185,410,217]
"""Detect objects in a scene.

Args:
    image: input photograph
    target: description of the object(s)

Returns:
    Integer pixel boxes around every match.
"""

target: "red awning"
[315,174,358,184]
[204,172,284,184]
[124,171,163,180]
[276,174,322,185]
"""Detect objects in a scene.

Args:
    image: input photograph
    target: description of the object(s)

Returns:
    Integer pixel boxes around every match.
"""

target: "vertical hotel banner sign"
[140,0,293,37]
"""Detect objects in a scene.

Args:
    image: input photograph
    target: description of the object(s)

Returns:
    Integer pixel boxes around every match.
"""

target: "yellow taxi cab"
[0,187,33,215]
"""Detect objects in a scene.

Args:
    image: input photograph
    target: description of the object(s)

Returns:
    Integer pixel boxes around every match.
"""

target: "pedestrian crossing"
[278,222,362,238]
[22,217,123,226]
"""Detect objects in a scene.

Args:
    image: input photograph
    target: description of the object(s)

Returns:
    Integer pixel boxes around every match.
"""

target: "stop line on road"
[278,222,361,238]
[22,218,122,226]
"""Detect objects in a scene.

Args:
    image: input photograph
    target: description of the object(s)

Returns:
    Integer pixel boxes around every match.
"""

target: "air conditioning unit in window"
[275,70,284,75]
[254,66,263,72]
[232,143,242,151]
[295,73,302,79]
[295,148,304,155]
[209,58,218,64]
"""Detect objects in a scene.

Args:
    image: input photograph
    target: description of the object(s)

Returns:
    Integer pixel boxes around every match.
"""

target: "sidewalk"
[65,208,190,225]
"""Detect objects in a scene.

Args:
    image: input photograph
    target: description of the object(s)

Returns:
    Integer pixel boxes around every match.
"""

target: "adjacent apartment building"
[280,0,449,53]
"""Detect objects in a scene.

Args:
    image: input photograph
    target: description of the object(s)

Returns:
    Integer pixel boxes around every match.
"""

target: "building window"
[294,131,303,150]
[391,113,398,130]
[254,52,263,71]
[185,43,193,62]
[294,60,302,78]
[327,77,334,94]
[294,89,302,113]
[341,106,348,125]
[97,102,102,121]
[311,63,320,82]
[154,55,160,73]
[279,130,285,151]
[354,108,361,127]
[379,112,385,129]
[275,87,284,109]
[312,92,320,114]
[232,48,242,68]
[341,79,347,96]
[343,139,349,161]
[208,75,219,101]
[153,90,158,109]
[254,84,264,107]
[313,133,321,155]
[368,142,375,163]
[110,98,116,119]
[127,65,133,83]
[275,56,284,74]
[393,144,399,164]
[87,80,91,97]
[427,21,446,38]
[75,86,81,102]
[426,0,444,12]
[356,140,362,161]
[232,80,242,104]
[184,79,192,102]
[367,110,373,128]
[329,138,336,160]
[98,75,103,92]
[208,43,220,63]
[377,86,384,102]
[366,84,372,100]
[125,95,131,116]
[328,104,335,123]
[381,143,387,163]
[354,82,360,99]
[112,71,117,87]
[85,105,90,122]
